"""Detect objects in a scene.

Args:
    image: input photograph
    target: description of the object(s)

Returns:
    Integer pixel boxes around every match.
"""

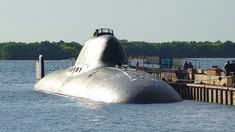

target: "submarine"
[34,28,182,103]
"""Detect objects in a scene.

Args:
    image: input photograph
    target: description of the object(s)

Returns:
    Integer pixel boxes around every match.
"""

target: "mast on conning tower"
[93,28,114,37]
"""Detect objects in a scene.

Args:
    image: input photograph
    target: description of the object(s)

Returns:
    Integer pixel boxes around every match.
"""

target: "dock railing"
[48,58,76,72]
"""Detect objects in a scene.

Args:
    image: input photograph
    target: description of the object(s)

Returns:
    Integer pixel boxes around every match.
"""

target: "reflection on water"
[1,60,235,131]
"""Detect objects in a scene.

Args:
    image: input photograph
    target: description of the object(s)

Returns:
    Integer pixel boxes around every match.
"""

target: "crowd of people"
[224,61,235,76]
[182,60,235,77]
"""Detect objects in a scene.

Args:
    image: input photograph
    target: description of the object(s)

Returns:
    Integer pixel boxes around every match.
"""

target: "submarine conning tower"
[75,28,128,69]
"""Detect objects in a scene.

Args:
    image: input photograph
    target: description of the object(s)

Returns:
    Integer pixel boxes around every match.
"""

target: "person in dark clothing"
[188,62,193,69]
[224,61,231,76]
[136,60,140,71]
[231,61,235,75]
[183,61,189,70]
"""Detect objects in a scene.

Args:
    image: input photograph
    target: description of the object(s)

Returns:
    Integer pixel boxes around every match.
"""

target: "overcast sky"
[0,0,234,44]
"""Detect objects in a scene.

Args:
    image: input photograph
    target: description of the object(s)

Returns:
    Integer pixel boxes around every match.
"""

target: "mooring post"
[220,90,223,104]
[36,55,45,81]
[231,91,234,105]
[199,87,202,101]
[196,87,199,101]
[193,87,196,100]
[228,90,231,105]
[181,86,184,98]
[203,87,206,102]
[189,86,192,99]
[211,89,214,103]
[225,90,228,105]
[185,86,188,99]
[208,89,211,102]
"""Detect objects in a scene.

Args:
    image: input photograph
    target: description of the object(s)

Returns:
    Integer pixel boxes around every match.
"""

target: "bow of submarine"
[127,78,182,103]
[72,67,183,103]
[102,68,182,103]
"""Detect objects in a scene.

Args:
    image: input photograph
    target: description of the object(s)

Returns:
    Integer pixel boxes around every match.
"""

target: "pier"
[169,82,235,105]
[138,57,235,105]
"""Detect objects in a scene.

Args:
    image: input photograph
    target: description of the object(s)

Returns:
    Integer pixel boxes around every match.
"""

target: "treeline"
[0,40,235,60]
[0,41,82,60]
[121,40,235,58]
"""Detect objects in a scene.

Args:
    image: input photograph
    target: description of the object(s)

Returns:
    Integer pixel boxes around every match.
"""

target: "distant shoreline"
[1,40,235,60]
[2,57,235,61]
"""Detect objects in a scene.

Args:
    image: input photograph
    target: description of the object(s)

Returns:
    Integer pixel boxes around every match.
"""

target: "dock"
[138,56,235,106]
[169,82,235,105]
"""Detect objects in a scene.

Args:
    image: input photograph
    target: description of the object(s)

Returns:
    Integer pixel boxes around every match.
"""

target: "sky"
[0,0,234,44]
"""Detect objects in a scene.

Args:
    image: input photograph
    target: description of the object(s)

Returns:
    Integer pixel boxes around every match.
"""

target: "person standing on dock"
[188,62,193,69]
[225,61,231,76]
[231,61,235,75]
[136,60,140,71]
[183,61,189,70]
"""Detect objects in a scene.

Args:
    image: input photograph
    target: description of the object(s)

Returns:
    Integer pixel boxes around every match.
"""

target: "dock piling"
[36,55,45,81]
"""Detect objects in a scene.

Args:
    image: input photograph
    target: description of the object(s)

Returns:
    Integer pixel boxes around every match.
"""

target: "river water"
[1,59,235,132]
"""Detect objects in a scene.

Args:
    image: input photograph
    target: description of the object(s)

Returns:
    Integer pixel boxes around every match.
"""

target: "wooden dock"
[169,82,235,105]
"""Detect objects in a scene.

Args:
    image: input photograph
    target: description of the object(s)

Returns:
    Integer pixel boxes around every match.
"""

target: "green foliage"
[121,40,235,58]
[0,40,235,60]
[0,41,82,60]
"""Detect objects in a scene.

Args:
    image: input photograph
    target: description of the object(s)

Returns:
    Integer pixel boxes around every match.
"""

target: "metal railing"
[48,58,76,72]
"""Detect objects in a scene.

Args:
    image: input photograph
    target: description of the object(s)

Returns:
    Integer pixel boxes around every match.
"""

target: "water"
[1,59,235,132]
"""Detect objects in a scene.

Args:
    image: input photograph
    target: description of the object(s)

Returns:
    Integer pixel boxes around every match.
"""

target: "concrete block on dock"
[210,76,233,87]
[194,74,234,87]
[161,72,177,82]
[194,74,211,84]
